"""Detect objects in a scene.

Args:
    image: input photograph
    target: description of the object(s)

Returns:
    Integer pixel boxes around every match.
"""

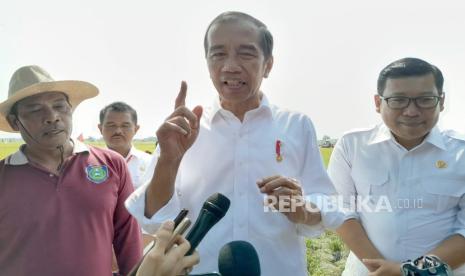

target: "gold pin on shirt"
[435,160,447,169]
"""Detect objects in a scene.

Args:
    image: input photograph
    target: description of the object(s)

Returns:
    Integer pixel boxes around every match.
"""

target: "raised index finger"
[174,81,188,110]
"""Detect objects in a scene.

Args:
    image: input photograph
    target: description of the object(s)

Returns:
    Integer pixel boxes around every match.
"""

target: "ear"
[135,124,140,133]
[98,124,103,134]
[439,93,445,112]
[374,94,382,113]
[263,56,274,78]
[6,114,20,131]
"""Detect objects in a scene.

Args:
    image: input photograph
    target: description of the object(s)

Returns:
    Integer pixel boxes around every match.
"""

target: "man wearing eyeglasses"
[328,57,465,275]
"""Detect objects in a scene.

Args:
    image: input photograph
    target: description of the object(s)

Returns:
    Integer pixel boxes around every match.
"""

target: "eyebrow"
[208,45,225,52]
[208,44,259,52]
[388,91,438,96]
[238,45,259,52]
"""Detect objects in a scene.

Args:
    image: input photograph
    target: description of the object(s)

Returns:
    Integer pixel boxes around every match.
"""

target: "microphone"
[218,241,261,276]
[185,193,230,255]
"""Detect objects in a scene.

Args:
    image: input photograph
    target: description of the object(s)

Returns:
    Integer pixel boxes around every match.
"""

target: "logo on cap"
[86,165,109,184]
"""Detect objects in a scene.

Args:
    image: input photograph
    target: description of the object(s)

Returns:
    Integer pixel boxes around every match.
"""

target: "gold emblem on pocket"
[435,160,447,169]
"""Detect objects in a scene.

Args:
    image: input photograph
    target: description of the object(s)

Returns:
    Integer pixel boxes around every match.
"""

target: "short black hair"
[99,101,137,124]
[377,57,444,95]
[203,11,274,60]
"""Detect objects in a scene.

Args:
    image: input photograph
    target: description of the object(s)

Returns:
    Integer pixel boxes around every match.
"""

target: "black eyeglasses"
[380,95,443,109]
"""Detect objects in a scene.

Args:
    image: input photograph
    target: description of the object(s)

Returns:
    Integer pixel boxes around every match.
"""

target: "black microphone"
[218,241,261,276]
[185,193,230,255]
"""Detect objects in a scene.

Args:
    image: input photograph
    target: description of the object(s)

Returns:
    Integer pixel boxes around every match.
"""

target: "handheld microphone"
[185,193,230,255]
[218,241,261,276]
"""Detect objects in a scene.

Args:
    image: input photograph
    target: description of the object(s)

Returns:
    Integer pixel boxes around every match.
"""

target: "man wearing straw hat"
[0,65,142,276]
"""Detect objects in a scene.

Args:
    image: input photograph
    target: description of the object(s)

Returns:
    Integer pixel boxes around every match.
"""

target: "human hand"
[363,258,402,276]
[137,221,200,276]
[257,175,320,225]
[156,81,203,163]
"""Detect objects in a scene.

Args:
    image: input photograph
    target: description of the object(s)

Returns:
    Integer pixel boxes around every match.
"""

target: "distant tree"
[321,135,332,148]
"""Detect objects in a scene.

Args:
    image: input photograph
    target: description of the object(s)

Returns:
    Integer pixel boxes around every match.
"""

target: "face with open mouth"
[206,20,273,116]
[375,73,444,149]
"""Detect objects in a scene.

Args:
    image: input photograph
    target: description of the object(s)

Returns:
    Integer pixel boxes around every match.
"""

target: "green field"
[0,142,346,275]
[0,141,156,160]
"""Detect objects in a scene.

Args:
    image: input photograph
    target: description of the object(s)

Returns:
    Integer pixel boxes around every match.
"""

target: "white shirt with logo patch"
[125,95,345,276]
[328,124,465,275]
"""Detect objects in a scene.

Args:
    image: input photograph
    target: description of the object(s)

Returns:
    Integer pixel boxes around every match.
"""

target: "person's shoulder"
[131,147,152,161]
[87,145,126,163]
[337,125,381,147]
[442,129,465,143]
[341,125,378,138]
[270,104,312,124]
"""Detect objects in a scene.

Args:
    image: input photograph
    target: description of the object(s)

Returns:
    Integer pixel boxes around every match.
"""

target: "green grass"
[320,147,332,168]
[1,142,347,275]
[0,141,156,160]
[0,141,23,159]
[307,231,348,275]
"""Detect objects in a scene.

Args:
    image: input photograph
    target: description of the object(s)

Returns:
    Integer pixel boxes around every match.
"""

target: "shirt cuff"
[125,182,181,234]
[454,228,465,239]
[296,193,346,237]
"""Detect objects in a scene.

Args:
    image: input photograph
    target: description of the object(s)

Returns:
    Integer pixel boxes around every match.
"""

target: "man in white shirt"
[99,101,154,272]
[99,101,152,189]
[125,11,343,276]
[329,57,465,275]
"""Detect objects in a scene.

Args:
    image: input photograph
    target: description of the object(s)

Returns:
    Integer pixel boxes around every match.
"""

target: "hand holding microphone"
[132,193,230,276]
[136,221,199,276]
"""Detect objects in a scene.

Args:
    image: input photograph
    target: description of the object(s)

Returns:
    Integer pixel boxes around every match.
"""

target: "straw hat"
[0,65,98,132]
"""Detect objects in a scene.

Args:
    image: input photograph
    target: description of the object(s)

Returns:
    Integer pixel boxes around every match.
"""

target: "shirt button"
[49,174,54,177]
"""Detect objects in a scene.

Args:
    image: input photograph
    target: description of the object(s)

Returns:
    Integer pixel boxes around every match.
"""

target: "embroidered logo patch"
[86,165,109,184]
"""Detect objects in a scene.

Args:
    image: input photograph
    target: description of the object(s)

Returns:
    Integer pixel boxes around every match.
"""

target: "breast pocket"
[422,178,465,213]
[351,169,390,197]
[350,169,391,213]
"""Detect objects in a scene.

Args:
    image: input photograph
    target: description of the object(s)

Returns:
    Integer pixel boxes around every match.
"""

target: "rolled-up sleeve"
[327,137,359,222]
[125,182,181,234]
[296,117,345,237]
[125,151,182,234]
[114,158,143,275]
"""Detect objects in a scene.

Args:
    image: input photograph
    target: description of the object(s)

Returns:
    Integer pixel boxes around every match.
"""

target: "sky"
[1,0,465,139]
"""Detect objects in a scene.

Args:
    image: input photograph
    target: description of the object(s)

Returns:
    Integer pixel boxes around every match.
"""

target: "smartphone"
[173,209,189,228]
[166,217,191,250]
[142,209,189,255]
[129,209,190,275]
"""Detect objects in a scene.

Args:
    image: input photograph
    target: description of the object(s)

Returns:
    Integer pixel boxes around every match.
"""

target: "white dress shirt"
[328,124,465,275]
[125,95,344,276]
[125,146,152,189]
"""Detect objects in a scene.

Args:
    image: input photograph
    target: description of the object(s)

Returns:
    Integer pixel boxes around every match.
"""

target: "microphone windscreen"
[202,193,230,218]
[218,241,261,276]
[185,193,230,255]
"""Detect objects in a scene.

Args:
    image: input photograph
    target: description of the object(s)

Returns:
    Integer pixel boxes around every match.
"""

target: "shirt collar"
[423,126,447,151]
[125,145,140,161]
[368,124,446,151]
[207,93,272,124]
[5,139,89,166]
[367,124,392,145]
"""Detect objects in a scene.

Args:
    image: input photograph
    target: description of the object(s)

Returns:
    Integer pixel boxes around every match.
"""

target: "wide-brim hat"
[0,65,99,132]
